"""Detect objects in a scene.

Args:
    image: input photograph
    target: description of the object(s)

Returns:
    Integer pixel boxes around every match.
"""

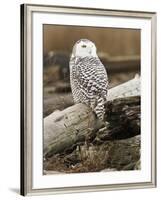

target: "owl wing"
[74,57,108,101]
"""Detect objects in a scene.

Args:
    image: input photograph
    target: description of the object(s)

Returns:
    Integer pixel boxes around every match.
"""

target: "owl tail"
[94,97,105,121]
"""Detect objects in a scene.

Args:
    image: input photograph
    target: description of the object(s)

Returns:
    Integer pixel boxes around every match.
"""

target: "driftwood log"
[44,76,140,158]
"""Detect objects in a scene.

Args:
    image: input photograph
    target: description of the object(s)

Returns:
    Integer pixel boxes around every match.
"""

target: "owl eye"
[81,45,87,48]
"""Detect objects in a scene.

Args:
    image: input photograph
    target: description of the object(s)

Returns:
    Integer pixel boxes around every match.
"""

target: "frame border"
[20,4,157,196]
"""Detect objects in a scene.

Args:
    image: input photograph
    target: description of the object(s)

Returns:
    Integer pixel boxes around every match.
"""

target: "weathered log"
[44,76,140,157]
[100,135,141,171]
[44,103,99,157]
[103,96,140,140]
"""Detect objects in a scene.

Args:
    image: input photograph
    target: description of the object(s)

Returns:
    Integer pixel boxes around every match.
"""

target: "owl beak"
[88,49,92,54]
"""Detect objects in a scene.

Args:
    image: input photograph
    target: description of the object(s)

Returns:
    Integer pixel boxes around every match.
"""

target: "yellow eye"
[81,45,87,48]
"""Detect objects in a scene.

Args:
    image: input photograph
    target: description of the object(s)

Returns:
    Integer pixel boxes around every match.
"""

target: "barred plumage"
[70,39,108,120]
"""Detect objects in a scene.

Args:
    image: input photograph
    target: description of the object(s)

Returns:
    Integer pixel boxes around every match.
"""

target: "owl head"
[72,39,97,57]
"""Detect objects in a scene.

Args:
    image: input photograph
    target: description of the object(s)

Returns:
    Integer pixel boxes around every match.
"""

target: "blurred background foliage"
[43,25,140,117]
[43,25,140,56]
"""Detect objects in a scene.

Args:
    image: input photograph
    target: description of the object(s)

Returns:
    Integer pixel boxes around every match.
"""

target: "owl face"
[72,39,97,57]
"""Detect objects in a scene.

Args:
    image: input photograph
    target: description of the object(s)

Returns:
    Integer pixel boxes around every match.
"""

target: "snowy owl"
[70,39,108,121]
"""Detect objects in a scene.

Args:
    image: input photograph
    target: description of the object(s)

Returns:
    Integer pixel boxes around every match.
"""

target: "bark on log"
[44,76,140,158]
[100,135,141,171]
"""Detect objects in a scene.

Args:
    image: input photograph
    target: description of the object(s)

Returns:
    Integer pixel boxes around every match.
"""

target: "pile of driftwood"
[43,75,141,173]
